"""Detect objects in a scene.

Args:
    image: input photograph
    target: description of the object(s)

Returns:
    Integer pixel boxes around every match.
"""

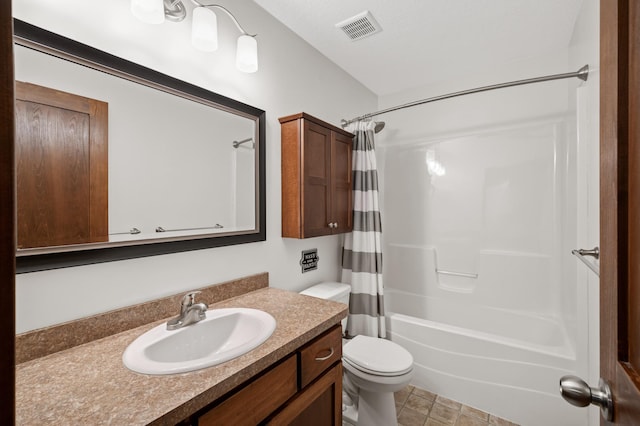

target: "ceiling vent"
[335,11,382,41]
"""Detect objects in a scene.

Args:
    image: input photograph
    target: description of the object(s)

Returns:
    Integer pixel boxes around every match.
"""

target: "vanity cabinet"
[196,325,343,425]
[280,113,354,238]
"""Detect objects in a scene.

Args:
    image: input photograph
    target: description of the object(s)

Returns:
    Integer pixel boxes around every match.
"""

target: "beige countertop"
[16,287,347,425]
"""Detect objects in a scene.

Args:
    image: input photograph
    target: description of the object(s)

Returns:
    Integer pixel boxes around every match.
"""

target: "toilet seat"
[343,335,413,377]
[343,357,413,377]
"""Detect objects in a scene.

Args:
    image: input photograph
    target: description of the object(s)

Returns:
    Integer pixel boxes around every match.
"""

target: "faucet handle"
[180,291,202,308]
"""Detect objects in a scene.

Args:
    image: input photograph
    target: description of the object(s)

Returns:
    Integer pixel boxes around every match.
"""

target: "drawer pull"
[315,347,335,361]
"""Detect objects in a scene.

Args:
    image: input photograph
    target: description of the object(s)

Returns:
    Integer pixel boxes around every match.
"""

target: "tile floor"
[393,385,520,426]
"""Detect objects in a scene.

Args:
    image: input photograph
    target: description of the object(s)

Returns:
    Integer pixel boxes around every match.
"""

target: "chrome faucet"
[166,291,208,330]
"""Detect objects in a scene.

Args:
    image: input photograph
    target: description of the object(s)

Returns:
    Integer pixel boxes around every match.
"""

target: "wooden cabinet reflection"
[15,81,108,249]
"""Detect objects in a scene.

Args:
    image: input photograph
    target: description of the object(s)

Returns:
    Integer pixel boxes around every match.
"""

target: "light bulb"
[236,35,258,73]
[131,0,165,24]
[192,7,218,52]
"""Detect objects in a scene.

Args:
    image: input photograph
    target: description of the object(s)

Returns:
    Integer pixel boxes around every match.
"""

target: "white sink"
[123,308,276,375]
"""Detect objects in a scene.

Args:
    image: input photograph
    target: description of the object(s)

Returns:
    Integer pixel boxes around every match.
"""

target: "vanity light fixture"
[130,0,258,73]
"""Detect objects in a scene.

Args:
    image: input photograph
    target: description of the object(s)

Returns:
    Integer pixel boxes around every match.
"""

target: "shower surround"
[379,104,594,425]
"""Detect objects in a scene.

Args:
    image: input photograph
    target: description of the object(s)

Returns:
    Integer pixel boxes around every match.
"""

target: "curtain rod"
[341,64,589,128]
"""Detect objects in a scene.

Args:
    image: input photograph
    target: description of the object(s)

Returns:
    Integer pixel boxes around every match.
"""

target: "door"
[302,119,332,237]
[331,131,353,234]
[600,0,640,423]
[0,3,15,425]
[267,363,342,426]
[14,81,108,248]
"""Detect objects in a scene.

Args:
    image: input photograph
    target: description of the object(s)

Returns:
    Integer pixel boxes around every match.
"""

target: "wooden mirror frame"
[14,19,266,273]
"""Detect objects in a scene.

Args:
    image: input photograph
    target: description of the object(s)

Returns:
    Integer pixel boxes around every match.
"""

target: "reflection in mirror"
[16,45,256,244]
[14,20,266,273]
[16,79,109,249]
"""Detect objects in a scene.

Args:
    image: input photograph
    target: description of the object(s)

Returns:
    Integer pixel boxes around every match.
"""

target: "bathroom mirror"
[14,19,266,273]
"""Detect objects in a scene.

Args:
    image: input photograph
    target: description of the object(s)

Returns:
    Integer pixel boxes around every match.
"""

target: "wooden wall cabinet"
[280,113,354,238]
[15,81,108,249]
[196,325,343,426]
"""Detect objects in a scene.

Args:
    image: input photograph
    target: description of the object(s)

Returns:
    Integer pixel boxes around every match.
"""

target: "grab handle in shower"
[571,247,600,277]
[436,269,478,279]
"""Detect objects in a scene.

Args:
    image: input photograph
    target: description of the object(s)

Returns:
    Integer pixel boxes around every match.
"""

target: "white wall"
[13,0,377,333]
[375,49,571,147]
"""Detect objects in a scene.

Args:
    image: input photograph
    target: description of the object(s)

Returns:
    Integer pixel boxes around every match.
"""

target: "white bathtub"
[386,290,587,426]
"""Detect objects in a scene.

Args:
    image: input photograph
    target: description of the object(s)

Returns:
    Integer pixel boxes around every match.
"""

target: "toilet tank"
[300,282,351,304]
[300,282,350,333]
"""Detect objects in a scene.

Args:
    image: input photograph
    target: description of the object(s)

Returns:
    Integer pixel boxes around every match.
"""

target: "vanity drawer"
[198,355,297,426]
[299,325,342,388]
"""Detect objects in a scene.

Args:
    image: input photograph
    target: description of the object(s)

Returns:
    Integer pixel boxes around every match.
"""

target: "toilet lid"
[343,335,413,376]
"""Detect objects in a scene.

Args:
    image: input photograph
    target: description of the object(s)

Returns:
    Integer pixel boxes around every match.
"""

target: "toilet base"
[355,388,398,426]
[342,399,358,425]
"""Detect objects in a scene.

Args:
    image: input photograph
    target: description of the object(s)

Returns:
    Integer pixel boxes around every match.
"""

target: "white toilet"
[300,282,414,426]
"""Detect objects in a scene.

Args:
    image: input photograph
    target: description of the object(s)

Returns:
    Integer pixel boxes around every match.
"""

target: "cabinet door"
[199,355,298,426]
[266,363,342,426]
[302,121,332,237]
[331,132,353,234]
[15,81,108,248]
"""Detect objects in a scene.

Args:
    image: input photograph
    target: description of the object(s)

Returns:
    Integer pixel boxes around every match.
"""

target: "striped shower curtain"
[341,121,385,338]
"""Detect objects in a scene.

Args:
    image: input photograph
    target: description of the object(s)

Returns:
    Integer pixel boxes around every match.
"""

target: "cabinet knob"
[328,222,336,228]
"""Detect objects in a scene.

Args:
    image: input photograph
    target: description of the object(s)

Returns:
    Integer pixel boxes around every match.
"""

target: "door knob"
[559,375,613,421]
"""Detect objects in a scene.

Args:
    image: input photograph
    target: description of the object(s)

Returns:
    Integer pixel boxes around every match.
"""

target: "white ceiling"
[252,0,584,96]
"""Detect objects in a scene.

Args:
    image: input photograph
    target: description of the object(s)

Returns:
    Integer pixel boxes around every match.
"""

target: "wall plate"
[300,249,319,273]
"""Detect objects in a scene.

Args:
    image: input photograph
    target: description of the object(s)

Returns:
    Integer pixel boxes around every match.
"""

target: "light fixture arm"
[163,0,187,22]
[190,1,257,37]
